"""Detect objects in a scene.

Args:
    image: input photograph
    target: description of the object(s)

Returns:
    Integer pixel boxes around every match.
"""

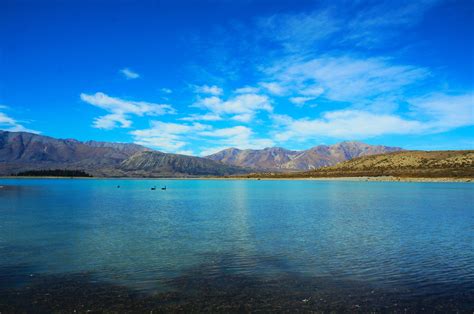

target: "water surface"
[1,179,473,311]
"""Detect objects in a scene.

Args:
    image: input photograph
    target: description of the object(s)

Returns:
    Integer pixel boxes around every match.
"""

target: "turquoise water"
[0,178,473,310]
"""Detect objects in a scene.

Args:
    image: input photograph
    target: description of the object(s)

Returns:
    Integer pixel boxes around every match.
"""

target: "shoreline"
[0,176,472,183]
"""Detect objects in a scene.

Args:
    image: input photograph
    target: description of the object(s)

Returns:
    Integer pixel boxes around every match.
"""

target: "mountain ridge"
[0,130,412,176]
[206,141,403,171]
[0,130,246,177]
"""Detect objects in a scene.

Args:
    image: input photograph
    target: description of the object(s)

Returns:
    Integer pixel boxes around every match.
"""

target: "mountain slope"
[0,131,150,175]
[117,151,248,177]
[247,150,474,178]
[208,147,299,170]
[0,130,248,177]
[207,141,403,171]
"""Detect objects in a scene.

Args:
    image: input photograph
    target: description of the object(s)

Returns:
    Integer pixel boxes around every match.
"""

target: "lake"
[0,178,473,312]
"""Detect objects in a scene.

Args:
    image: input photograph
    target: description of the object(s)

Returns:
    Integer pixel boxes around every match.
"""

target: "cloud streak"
[273,92,474,142]
[193,93,273,123]
[80,92,175,129]
[119,68,140,79]
[131,121,209,152]
[0,110,39,133]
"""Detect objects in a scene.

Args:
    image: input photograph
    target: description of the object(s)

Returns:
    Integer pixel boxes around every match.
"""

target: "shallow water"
[1,178,473,311]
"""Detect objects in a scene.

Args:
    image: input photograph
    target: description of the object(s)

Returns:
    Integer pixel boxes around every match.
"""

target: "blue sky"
[1,0,473,155]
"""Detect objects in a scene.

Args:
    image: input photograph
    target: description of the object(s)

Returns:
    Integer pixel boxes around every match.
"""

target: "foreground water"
[0,178,473,312]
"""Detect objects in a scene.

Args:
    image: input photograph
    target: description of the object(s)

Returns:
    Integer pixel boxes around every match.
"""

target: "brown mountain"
[0,131,247,177]
[206,141,403,171]
[245,150,474,179]
[116,151,248,177]
[207,147,299,170]
[0,131,150,174]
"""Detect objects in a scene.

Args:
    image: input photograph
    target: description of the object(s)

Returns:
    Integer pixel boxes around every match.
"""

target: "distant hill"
[206,142,402,171]
[246,150,474,178]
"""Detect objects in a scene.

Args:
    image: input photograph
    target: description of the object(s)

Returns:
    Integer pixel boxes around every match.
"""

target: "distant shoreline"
[0,176,472,183]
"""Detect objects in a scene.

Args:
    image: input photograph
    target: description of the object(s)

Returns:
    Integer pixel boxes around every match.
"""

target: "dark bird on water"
[117,185,120,188]
[161,186,167,190]
[151,186,156,190]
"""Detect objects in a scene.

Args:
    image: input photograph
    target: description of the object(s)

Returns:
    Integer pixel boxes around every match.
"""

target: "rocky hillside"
[0,131,149,175]
[208,147,299,170]
[117,151,247,177]
[0,130,248,177]
[207,142,402,171]
[247,150,474,178]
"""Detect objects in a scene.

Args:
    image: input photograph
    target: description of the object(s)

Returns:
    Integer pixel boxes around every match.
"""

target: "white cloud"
[258,9,339,52]
[289,96,315,106]
[258,1,437,51]
[161,88,172,94]
[259,82,286,96]
[180,113,222,121]
[194,84,223,96]
[266,56,428,104]
[131,121,210,152]
[175,150,194,156]
[299,85,324,97]
[342,1,439,48]
[193,93,273,122]
[199,126,274,155]
[93,113,132,129]
[0,111,39,133]
[274,110,425,142]
[273,92,474,142]
[119,68,140,79]
[408,93,474,131]
[81,92,175,129]
[235,86,260,94]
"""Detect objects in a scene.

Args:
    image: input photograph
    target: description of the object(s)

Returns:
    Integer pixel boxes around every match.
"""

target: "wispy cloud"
[273,92,474,142]
[119,68,140,80]
[342,0,439,48]
[80,92,175,129]
[0,110,39,133]
[193,93,273,123]
[199,125,274,156]
[180,113,222,122]
[266,56,428,104]
[259,82,286,96]
[234,86,260,94]
[258,0,439,52]
[274,110,424,142]
[289,97,316,106]
[131,121,209,152]
[194,84,223,96]
[408,92,474,132]
[258,9,339,52]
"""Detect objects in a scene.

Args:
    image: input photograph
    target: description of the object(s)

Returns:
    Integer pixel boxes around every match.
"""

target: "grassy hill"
[242,150,474,179]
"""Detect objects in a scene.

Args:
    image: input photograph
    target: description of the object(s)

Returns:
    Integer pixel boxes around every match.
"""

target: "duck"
[151,186,156,190]
[161,186,167,190]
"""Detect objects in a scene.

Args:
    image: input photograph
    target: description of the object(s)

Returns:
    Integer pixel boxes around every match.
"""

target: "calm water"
[1,178,473,311]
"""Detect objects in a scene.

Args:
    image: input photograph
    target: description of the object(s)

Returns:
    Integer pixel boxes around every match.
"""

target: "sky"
[1,0,473,156]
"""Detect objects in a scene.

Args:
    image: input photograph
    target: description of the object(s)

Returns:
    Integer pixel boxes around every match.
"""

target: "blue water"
[0,178,473,301]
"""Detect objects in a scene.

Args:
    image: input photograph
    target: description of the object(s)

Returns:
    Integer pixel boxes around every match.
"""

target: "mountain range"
[0,130,402,177]
[207,142,402,171]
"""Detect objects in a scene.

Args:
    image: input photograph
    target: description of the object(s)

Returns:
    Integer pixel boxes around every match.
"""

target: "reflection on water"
[0,178,473,311]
